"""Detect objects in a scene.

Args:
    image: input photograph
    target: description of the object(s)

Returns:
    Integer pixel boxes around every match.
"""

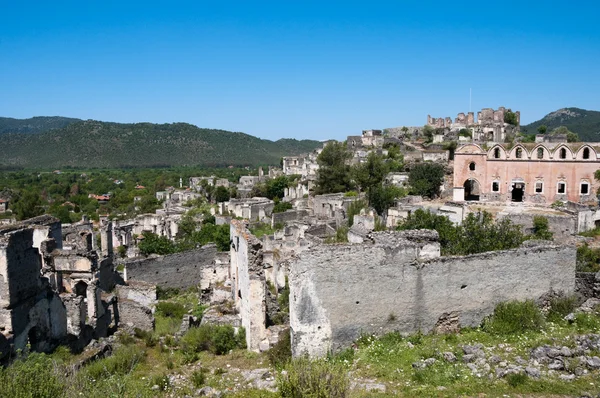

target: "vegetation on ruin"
[397,209,526,255]
[314,141,354,195]
[249,222,283,238]
[576,243,600,273]
[531,215,554,240]
[0,119,321,168]
[0,166,249,222]
[3,295,599,397]
[503,109,519,126]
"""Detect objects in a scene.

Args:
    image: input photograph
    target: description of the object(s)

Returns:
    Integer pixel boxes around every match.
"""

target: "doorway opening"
[511,182,525,202]
[464,179,480,201]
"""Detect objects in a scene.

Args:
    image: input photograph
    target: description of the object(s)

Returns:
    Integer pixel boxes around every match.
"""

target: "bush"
[84,345,147,380]
[268,329,292,368]
[531,215,553,240]
[273,201,293,213]
[278,357,350,398]
[482,300,545,335]
[156,301,186,320]
[547,295,578,323]
[408,162,445,198]
[506,372,528,387]
[576,244,600,272]
[181,325,246,356]
[0,352,65,397]
[191,369,206,388]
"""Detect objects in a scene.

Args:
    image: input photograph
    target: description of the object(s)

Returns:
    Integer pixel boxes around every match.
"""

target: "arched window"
[537,148,544,159]
[559,148,566,159]
[494,148,500,159]
[469,162,476,171]
[583,147,590,159]
[516,148,523,159]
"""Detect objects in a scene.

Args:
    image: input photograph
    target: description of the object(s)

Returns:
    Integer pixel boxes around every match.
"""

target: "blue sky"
[1,1,599,141]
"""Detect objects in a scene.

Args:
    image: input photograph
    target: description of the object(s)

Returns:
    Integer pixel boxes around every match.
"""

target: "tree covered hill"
[521,107,600,141]
[0,119,321,168]
[0,116,81,135]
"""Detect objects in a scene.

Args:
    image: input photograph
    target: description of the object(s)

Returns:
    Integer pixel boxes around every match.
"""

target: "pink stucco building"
[453,143,600,204]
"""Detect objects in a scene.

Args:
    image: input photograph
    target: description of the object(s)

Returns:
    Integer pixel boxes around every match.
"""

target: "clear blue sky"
[1,1,599,141]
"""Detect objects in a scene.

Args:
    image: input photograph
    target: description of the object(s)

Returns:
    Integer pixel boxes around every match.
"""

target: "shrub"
[84,345,146,380]
[506,372,528,387]
[0,352,65,397]
[191,369,206,388]
[277,357,350,398]
[482,300,545,335]
[149,373,170,391]
[181,325,246,356]
[156,301,186,320]
[576,244,600,272]
[156,286,180,300]
[273,201,293,213]
[547,295,578,323]
[268,329,292,368]
[531,215,553,240]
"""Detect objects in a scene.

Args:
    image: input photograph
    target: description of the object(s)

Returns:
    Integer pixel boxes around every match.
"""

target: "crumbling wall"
[230,220,266,351]
[290,233,575,357]
[124,244,218,289]
[115,281,157,331]
[498,212,577,240]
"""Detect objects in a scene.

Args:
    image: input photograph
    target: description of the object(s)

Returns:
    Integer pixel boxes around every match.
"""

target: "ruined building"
[428,106,520,143]
[453,143,600,204]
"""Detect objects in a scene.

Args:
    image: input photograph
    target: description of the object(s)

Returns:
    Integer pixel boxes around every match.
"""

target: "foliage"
[314,141,353,194]
[368,185,406,216]
[531,215,553,240]
[181,325,247,356]
[408,162,445,198]
[273,200,293,213]
[0,352,65,397]
[191,369,207,388]
[325,226,349,243]
[351,152,388,193]
[12,189,44,220]
[268,329,292,368]
[482,300,545,335]
[155,301,187,320]
[521,107,600,142]
[458,128,472,138]
[576,243,600,272]
[277,356,350,398]
[346,199,367,227]
[0,119,322,168]
[537,124,548,134]
[547,295,578,323]
[503,110,518,126]
[138,231,177,256]
[423,125,435,143]
[214,185,230,202]
[83,344,147,380]
[398,209,526,256]
[249,222,279,238]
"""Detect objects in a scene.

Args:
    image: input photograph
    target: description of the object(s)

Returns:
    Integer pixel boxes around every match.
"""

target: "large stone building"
[453,143,600,204]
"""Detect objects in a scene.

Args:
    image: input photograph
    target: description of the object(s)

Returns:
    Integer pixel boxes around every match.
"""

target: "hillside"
[0,116,81,135]
[0,120,321,168]
[521,107,600,141]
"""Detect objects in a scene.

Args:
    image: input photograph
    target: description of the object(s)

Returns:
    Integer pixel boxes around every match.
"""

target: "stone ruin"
[427,106,520,143]
[288,231,575,357]
[0,215,155,357]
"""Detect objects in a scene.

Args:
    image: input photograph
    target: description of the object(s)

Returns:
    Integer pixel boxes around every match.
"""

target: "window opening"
[469,162,476,171]
[535,182,543,193]
[557,182,566,194]
[537,148,544,159]
[494,148,500,159]
[581,183,589,195]
[516,148,523,158]
[559,148,566,159]
[583,148,590,159]
[492,181,499,192]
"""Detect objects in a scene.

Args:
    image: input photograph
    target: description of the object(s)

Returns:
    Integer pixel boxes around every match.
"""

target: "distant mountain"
[0,119,321,169]
[0,116,81,134]
[521,108,600,142]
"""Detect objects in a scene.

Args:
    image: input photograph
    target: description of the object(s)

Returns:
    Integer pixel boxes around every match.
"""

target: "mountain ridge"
[521,107,600,141]
[0,118,322,169]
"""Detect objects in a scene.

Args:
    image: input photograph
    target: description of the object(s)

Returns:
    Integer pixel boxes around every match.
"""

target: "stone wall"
[124,244,218,289]
[289,233,575,357]
[498,212,577,240]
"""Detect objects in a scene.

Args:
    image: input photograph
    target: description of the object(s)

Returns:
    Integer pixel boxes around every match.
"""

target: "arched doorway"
[464,179,480,201]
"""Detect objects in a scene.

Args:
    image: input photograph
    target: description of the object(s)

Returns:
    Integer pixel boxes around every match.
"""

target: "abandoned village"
[2,107,600,396]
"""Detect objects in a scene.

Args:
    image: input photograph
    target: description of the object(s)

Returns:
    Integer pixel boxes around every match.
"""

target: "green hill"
[0,116,81,134]
[521,107,600,141]
[0,119,321,168]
